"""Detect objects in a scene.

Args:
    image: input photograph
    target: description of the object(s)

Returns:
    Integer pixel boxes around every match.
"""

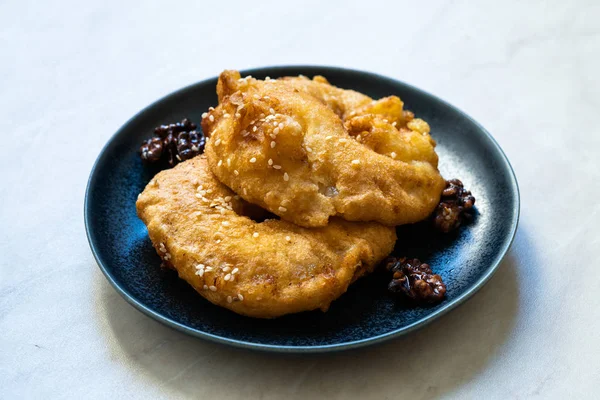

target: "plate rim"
[84,65,520,353]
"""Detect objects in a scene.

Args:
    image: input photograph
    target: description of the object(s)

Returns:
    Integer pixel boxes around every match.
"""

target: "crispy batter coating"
[203,70,445,228]
[136,157,397,318]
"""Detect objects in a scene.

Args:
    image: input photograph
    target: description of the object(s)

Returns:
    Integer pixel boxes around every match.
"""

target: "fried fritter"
[136,157,397,318]
[202,71,445,228]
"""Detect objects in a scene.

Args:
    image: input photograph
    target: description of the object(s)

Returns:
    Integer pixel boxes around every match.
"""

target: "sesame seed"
[285,236,291,241]
[279,206,287,212]
[209,107,214,111]
[217,160,223,166]
[234,170,239,176]
[391,152,397,159]
[278,123,284,129]
[339,138,347,143]
[273,165,282,170]
[203,285,208,290]
[223,113,230,118]
[305,147,312,152]
[214,139,221,146]
[392,121,397,127]
[224,273,232,281]
[224,196,232,202]
[235,113,241,118]
[243,188,248,195]
[191,145,199,151]
[351,159,360,165]
[356,135,361,141]
[227,158,231,167]
[241,130,249,137]
[222,266,231,272]
[253,232,259,238]
[273,127,280,135]
[209,285,217,292]
[206,189,213,194]
[271,121,277,127]
[202,112,208,119]
[253,94,260,99]
[229,275,235,282]
[271,141,276,148]
[269,108,275,114]
[253,126,257,132]
[232,268,239,274]
[283,172,289,181]
[196,264,205,270]
[196,269,204,277]
[237,294,244,301]
[383,119,389,123]
[227,296,233,303]
[268,159,273,166]
[215,239,221,244]
[249,157,257,163]
[264,95,270,99]
[205,266,214,272]
[325,136,333,140]
[209,115,214,122]
[222,221,230,226]
[176,154,181,161]
[259,113,265,118]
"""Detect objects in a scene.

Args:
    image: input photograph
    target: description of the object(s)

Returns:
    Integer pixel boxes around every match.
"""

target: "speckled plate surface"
[85,66,519,353]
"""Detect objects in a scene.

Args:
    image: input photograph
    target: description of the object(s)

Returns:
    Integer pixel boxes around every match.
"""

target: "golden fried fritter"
[136,157,396,318]
[202,71,445,228]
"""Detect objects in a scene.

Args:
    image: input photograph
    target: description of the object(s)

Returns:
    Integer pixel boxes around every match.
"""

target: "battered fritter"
[203,71,445,228]
[136,157,397,318]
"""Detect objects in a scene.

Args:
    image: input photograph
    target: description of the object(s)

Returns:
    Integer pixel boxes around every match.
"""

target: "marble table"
[2,0,599,398]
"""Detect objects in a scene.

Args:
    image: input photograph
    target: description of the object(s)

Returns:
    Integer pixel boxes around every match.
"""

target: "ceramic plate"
[85,66,519,353]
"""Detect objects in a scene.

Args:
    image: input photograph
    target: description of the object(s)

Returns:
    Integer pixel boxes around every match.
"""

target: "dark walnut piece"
[139,118,204,167]
[385,257,446,304]
[433,179,476,233]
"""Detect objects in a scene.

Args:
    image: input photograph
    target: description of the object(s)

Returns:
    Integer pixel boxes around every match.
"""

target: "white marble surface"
[1,0,599,398]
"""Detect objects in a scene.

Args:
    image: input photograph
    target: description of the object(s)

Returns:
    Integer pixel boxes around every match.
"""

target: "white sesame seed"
[273,127,279,135]
[263,95,270,99]
[222,266,231,272]
[191,145,199,151]
[215,239,221,244]
[235,113,241,118]
[383,119,389,123]
[196,264,205,270]
[217,160,223,166]
[283,172,289,181]
[356,135,361,141]
[237,294,244,301]
[227,158,231,167]
[351,159,360,165]
[271,141,276,148]
[196,269,204,277]
[232,268,239,274]
[279,206,287,212]
[325,136,333,140]
[202,112,208,118]
[222,221,230,226]
[223,113,230,118]
[243,188,248,195]
[176,154,181,161]
[391,152,397,159]
[224,273,232,281]
[253,126,257,132]
[285,236,291,242]
[306,146,312,152]
[269,108,275,114]
[209,115,214,122]
[224,196,232,202]
[339,138,347,143]
[272,121,278,127]
[214,139,221,146]
[273,165,282,170]
[253,94,260,99]
[227,296,233,303]
[209,285,217,292]
[278,123,284,129]
[229,275,235,282]
[392,121,397,127]
[249,157,257,163]
[241,130,249,137]
[268,159,273,166]
[234,170,239,175]
[206,189,213,194]
[205,266,214,272]
[259,113,265,118]
[209,107,214,111]
[253,232,259,238]
[203,285,208,290]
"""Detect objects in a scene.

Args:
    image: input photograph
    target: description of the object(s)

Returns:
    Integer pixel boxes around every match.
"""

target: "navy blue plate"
[85,66,519,353]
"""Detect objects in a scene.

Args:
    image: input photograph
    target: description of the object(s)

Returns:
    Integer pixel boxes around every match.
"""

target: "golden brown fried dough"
[136,157,397,318]
[202,71,445,228]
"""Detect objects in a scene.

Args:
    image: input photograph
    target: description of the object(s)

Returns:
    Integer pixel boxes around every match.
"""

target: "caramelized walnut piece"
[385,257,446,304]
[139,118,204,167]
[434,179,476,233]
[140,137,164,162]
